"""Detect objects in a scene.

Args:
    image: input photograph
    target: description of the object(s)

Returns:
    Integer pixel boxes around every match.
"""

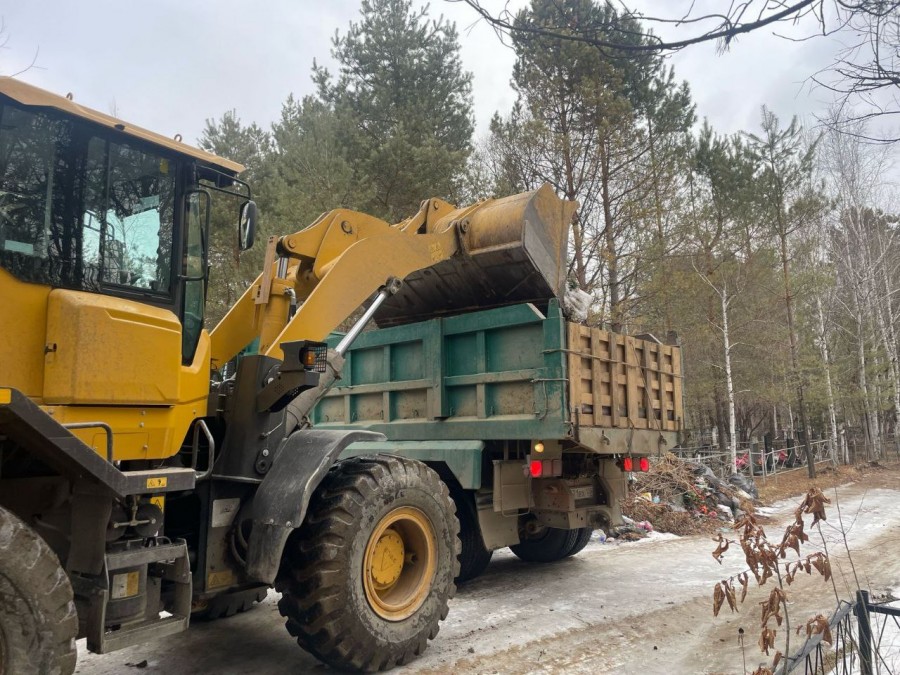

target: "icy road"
[77,477,900,674]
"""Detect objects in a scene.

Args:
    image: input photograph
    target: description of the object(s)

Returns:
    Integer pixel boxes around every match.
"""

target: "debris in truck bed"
[620,453,757,536]
[562,285,592,322]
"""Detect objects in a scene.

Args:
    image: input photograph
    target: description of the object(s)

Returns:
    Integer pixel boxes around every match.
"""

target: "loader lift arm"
[209,197,458,369]
[209,184,576,371]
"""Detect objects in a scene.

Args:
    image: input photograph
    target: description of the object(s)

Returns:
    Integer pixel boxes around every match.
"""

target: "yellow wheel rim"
[363,506,437,621]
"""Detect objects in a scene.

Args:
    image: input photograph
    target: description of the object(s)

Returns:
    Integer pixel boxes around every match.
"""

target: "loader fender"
[245,428,384,583]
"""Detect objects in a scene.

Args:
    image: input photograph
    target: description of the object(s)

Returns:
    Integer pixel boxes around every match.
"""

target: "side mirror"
[239,200,258,251]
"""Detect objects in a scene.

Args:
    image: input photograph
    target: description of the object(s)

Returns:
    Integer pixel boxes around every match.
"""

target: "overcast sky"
[0,1,880,149]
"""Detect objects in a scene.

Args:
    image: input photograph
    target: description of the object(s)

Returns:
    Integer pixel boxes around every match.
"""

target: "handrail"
[63,421,113,463]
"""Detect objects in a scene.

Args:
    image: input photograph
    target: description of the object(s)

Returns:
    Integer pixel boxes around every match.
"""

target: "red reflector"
[639,457,650,472]
[529,460,543,478]
[622,457,634,472]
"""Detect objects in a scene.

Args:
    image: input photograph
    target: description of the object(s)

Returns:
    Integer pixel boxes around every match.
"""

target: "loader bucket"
[375,184,577,327]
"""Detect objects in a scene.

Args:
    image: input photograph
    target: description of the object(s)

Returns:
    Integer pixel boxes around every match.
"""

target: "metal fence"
[672,439,835,481]
[779,590,900,675]
[672,436,900,481]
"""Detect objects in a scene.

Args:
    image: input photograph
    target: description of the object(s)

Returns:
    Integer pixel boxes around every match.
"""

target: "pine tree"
[313,0,474,220]
[487,0,694,330]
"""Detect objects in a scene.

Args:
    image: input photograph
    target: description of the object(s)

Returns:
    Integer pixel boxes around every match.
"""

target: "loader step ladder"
[79,539,193,653]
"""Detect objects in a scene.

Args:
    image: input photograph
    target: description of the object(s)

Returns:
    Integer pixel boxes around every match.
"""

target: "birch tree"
[746,108,823,477]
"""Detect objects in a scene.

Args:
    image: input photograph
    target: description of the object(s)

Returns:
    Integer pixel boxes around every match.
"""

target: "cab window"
[0,100,176,296]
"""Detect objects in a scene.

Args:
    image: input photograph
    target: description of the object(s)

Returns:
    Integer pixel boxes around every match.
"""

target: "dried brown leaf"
[725,581,737,613]
[804,614,834,645]
[713,583,725,617]
[759,627,776,655]
[711,534,729,563]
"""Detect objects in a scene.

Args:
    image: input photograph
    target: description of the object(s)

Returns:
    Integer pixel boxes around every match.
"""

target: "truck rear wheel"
[510,520,578,563]
[456,505,492,584]
[0,505,77,675]
[566,527,594,557]
[276,455,460,672]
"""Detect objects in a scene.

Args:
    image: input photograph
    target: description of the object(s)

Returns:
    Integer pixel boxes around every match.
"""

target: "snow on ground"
[77,481,900,675]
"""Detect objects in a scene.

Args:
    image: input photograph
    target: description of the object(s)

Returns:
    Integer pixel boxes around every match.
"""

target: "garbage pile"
[619,453,758,536]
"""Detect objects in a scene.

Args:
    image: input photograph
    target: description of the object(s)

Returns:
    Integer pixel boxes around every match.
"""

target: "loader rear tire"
[192,585,268,621]
[276,455,460,672]
[510,524,578,563]
[0,506,77,675]
[565,527,594,557]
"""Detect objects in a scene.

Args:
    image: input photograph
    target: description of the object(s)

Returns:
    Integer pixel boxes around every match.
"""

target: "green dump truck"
[310,299,684,581]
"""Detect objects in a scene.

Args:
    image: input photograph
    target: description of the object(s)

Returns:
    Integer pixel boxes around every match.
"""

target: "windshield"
[0,101,176,294]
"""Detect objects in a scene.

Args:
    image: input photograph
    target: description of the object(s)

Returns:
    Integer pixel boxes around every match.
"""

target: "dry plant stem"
[739,629,747,675]
[774,563,791,660]
[829,483,862,590]
[815,521,841,603]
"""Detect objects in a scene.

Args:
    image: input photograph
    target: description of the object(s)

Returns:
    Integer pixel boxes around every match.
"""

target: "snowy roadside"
[76,477,900,675]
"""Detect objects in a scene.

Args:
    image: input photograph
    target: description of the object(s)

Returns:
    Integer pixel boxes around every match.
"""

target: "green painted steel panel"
[339,440,484,489]
[315,301,570,441]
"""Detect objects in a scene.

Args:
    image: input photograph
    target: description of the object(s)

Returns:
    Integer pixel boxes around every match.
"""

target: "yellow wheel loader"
[0,79,576,673]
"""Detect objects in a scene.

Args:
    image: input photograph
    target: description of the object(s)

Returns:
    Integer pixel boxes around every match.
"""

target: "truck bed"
[313,300,683,454]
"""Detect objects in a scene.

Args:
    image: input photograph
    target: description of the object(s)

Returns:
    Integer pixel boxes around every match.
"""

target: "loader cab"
[0,81,253,365]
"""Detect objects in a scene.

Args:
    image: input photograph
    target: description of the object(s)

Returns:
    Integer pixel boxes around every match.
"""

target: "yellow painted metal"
[263,226,459,352]
[1,255,211,464]
[362,506,437,622]
[208,277,262,371]
[0,268,51,401]
[257,276,295,356]
[0,80,240,465]
[208,204,462,363]
[44,290,182,405]
[207,570,237,589]
[0,389,10,405]
[210,185,576,367]
[369,529,405,589]
[37,331,211,462]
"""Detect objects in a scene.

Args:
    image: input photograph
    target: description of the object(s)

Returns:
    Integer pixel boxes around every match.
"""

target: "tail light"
[639,457,650,472]
[528,458,562,478]
[622,457,634,472]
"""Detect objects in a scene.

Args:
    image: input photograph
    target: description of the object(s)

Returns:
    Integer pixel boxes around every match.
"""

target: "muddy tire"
[510,525,578,563]
[192,585,268,621]
[276,455,460,672]
[456,503,492,584]
[0,505,77,675]
[565,527,593,557]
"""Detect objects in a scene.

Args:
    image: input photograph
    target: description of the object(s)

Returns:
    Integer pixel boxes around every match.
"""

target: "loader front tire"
[0,505,77,675]
[276,455,460,672]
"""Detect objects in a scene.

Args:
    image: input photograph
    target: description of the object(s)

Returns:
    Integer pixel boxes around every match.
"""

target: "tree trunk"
[721,286,738,472]
[815,296,840,463]
[778,227,815,478]
[599,139,620,331]
[876,261,900,438]
[560,109,588,291]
